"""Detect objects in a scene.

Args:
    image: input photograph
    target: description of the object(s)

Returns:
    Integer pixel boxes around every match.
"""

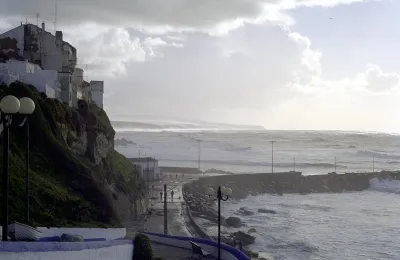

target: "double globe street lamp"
[205,185,233,260]
[0,95,35,241]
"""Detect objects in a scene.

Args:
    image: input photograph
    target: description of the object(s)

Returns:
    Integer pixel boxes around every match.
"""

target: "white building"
[129,157,161,181]
[0,23,106,109]
[0,67,19,85]
[71,67,84,108]
[0,58,61,99]
[0,23,76,106]
[78,80,91,103]
[90,80,104,108]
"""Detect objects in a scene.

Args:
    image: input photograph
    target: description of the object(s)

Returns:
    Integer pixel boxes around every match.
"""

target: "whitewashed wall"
[0,68,19,85]
[131,159,159,180]
[0,242,133,260]
[37,227,126,241]
[144,232,250,260]
[90,81,104,109]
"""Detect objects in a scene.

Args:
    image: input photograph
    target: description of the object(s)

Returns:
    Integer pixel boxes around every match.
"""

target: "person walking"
[171,190,174,201]
[160,191,163,201]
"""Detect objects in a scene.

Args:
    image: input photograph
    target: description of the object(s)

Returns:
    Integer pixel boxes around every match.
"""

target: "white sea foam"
[116,129,400,259]
[369,177,400,194]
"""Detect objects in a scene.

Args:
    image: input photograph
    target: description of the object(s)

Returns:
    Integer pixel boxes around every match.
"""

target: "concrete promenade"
[124,173,207,259]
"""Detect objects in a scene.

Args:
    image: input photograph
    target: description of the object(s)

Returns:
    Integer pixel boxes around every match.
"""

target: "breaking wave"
[356,150,400,160]
[369,178,400,194]
[112,120,265,132]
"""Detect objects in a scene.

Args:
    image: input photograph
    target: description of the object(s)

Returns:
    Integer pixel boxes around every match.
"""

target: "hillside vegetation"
[0,82,145,227]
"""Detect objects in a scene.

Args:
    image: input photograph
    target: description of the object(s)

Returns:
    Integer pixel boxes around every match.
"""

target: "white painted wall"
[0,244,133,260]
[0,24,76,105]
[71,68,83,107]
[0,68,19,85]
[131,159,160,180]
[36,227,126,241]
[90,81,104,109]
[144,233,246,260]
[0,60,61,98]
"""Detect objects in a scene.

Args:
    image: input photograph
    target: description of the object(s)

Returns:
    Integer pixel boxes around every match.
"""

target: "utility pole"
[25,123,30,223]
[293,158,296,172]
[54,0,58,34]
[334,157,337,173]
[269,141,276,173]
[196,139,202,173]
[163,184,168,234]
[372,157,375,173]
[146,157,150,195]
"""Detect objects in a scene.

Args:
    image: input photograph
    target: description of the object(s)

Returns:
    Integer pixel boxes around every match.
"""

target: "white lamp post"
[0,95,35,241]
[206,185,233,260]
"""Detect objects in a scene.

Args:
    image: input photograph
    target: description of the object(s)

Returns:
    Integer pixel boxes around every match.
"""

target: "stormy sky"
[1,0,400,132]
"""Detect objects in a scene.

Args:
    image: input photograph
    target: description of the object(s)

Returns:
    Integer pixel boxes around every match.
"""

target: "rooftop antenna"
[54,0,58,34]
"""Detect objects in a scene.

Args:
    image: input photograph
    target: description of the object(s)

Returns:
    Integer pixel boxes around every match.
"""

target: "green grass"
[0,82,141,227]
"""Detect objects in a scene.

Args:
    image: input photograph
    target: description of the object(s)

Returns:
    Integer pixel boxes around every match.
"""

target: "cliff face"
[0,82,146,227]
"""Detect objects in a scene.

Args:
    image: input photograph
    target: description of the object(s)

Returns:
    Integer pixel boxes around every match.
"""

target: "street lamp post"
[334,157,337,173]
[269,141,276,173]
[372,157,375,173]
[0,95,35,241]
[293,158,296,172]
[196,139,201,173]
[25,122,29,223]
[206,186,233,260]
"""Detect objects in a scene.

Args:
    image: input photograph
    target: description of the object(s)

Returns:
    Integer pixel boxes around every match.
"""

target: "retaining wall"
[36,227,126,240]
[0,239,134,260]
[144,231,250,260]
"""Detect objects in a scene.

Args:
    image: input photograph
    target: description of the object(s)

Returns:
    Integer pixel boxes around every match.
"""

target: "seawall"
[188,171,400,199]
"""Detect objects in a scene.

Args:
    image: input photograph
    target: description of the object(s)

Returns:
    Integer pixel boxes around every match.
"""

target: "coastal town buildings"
[0,56,61,98]
[129,157,161,181]
[0,22,104,109]
[90,80,104,109]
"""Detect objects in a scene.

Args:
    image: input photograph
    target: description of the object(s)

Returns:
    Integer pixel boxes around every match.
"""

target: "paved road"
[124,173,205,259]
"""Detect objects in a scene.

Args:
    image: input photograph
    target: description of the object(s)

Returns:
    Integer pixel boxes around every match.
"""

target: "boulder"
[248,228,257,233]
[225,216,243,228]
[60,233,84,242]
[244,250,259,258]
[238,207,254,216]
[232,231,255,246]
[258,208,276,214]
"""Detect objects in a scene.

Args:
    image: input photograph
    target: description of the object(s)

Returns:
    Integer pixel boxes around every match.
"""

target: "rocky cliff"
[0,82,147,227]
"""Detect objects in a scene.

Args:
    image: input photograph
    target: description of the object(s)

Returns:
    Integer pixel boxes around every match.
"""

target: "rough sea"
[114,120,400,259]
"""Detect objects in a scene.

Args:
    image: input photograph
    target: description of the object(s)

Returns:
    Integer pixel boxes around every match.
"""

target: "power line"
[196,139,202,172]
[269,141,276,173]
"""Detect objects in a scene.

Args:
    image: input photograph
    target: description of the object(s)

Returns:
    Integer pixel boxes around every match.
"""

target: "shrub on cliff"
[0,81,141,227]
[133,234,153,260]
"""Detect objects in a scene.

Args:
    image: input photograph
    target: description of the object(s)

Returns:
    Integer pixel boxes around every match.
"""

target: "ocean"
[114,123,400,259]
